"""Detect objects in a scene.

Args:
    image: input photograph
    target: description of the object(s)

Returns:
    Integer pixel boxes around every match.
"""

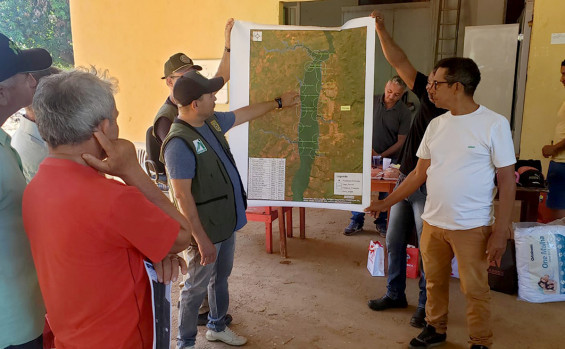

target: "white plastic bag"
[514,220,565,303]
[451,257,459,278]
[367,240,385,276]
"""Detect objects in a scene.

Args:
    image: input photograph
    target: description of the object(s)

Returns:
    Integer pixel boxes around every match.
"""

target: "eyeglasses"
[427,80,451,90]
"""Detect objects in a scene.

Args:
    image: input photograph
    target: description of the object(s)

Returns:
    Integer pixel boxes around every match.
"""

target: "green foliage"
[0,0,74,68]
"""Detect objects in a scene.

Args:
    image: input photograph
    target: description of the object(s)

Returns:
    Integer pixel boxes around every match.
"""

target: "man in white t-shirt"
[366,57,516,349]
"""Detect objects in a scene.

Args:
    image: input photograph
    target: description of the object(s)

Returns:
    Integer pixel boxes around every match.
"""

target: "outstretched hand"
[364,200,389,218]
[280,91,300,109]
[81,131,143,181]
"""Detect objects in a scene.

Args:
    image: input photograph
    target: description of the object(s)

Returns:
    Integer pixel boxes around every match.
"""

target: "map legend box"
[334,173,363,196]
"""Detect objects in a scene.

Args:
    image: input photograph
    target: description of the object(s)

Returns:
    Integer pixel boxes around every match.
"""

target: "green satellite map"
[248,27,367,204]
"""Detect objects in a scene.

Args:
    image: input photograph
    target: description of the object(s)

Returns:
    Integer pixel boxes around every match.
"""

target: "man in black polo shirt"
[365,10,446,329]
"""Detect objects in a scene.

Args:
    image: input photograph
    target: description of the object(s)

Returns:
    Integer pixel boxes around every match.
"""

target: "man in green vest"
[162,70,298,348]
[153,19,234,325]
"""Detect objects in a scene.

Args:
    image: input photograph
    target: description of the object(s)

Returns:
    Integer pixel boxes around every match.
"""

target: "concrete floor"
[170,208,563,349]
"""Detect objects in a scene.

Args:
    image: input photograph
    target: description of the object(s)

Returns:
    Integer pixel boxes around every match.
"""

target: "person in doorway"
[541,59,565,220]
[344,76,411,237]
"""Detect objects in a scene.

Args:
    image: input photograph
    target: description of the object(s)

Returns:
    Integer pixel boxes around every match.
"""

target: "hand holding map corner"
[371,10,386,31]
[364,200,389,218]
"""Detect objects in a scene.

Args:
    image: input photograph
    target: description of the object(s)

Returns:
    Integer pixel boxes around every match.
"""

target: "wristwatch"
[275,97,283,109]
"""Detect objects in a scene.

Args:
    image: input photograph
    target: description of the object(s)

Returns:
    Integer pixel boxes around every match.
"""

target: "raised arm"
[214,18,234,85]
[232,91,299,127]
[371,10,417,90]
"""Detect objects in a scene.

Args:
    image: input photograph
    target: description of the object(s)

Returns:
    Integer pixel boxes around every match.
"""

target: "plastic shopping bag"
[514,220,565,303]
[367,240,385,276]
[451,257,459,278]
[406,245,419,279]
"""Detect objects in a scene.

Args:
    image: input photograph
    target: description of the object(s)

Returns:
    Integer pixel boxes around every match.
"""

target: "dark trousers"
[5,335,43,349]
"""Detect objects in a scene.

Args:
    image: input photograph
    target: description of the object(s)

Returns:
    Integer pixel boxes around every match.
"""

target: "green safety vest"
[160,115,245,243]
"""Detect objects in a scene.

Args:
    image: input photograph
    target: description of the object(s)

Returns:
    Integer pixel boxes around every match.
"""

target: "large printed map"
[230,18,374,211]
[249,28,366,204]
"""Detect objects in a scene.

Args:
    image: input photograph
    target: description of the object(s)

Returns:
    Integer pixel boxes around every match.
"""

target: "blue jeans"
[385,175,427,309]
[351,192,388,229]
[177,233,236,348]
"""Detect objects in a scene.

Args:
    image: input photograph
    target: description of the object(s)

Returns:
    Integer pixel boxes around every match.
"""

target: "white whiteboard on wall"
[463,24,519,123]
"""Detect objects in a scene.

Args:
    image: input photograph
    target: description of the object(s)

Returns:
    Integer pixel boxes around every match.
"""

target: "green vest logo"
[210,120,222,132]
[193,139,207,154]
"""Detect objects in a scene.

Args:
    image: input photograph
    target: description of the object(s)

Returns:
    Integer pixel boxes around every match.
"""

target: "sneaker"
[410,307,427,328]
[344,221,363,236]
[197,312,233,326]
[367,295,408,311]
[470,346,489,349]
[206,327,247,346]
[376,225,387,238]
[409,325,446,348]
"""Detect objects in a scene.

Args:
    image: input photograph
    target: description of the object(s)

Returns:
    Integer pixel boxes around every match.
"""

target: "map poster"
[229,17,375,211]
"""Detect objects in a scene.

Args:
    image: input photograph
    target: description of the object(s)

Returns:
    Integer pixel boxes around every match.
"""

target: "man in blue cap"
[163,71,298,348]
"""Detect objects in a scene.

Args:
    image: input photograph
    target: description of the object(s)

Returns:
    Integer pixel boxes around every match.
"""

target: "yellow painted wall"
[521,0,565,172]
[69,0,288,142]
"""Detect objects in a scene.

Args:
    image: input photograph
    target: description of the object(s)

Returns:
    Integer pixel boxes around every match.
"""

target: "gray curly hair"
[33,67,118,148]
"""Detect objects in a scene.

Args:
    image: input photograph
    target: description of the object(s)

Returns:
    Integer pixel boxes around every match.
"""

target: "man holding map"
[152,18,235,326]
[365,10,446,330]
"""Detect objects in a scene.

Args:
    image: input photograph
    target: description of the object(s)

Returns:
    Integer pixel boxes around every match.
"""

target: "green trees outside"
[0,0,74,68]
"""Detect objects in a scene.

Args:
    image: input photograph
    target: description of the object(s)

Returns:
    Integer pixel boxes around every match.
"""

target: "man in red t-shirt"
[23,69,192,349]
